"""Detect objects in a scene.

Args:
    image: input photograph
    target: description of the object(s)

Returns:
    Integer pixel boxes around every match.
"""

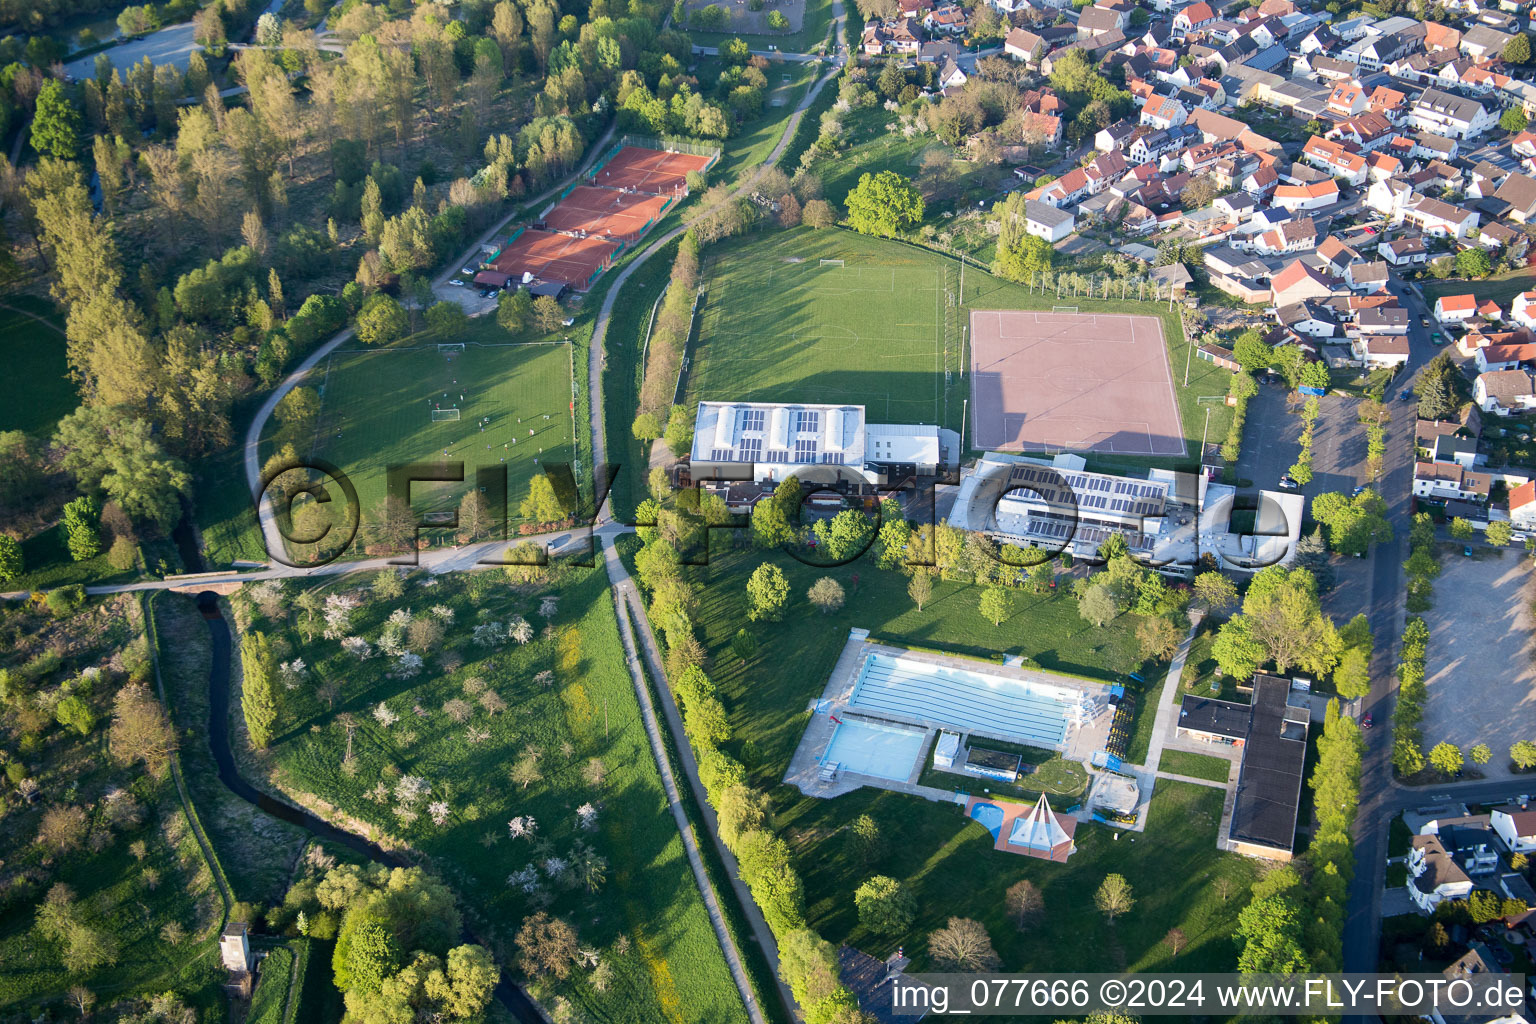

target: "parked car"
[462,266,477,274]
[1432,333,1446,345]
[1400,390,1415,402]
[1464,545,1475,557]
[1278,476,1299,490]
[449,279,465,286]
[1362,712,1373,729]
[1351,484,1366,497]
[1420,316,1431,327]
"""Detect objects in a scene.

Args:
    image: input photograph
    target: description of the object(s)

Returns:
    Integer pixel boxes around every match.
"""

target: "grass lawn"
[1157,748,1232,783]
[247,944,294,1024]
[0,296,78,436]
[0,596,228,1018]
[1422,264,1536,307]
[683,0,835,52]
[244,567,744,1024]
[783,780,1258,970]
[268,319,576,533]
[194,427,269,569]
[688,229,967,430]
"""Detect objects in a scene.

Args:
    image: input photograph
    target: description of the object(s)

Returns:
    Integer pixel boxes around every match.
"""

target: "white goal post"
[438,342,466,353]
[1052,306,1078,314]
[819,258,845,267]
[430,409,461,422]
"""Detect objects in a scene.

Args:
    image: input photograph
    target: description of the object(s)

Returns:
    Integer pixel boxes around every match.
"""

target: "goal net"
[438,343,466,354]
[1052,306,1078,314]
[431,409,461,422]
[819,258,845,267]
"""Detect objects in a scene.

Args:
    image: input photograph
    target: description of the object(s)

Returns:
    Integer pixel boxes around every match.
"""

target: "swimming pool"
[848,653,1089,748]
[969,801,1004,840]
[823,718,927,781]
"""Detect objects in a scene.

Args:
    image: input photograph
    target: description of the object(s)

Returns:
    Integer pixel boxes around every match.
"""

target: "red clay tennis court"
[592,146,714,195]
[489,229,622,291]
[968,310,1186,456]
[542,186,672,242]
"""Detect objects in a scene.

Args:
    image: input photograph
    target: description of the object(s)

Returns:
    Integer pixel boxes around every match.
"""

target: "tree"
[748,563,791,621]
[514,912,579,979]
[1449,517,1475,541]
[664,405,694,457]
[1502,106,1530,133]
[533,295,565,332]
[497,288,532,332]
[1165,927,1187,958]
[808,577,846,614]
[1486,520,1513,547]
[52,408,191,534]
[855,876,915,936]
[425,300,469,337]
[1334,647,1371,701]
[1504,31,1531,64]
[355,294,408,345]
[848,813,882,865]
[55,695,96,736]
[1004,880,1042,930]
[0,534,23,583]
[908,571,933,611]
[62,495,102,561]
[1470,742,1491,765]
[456,489,494,544]
[1455,247,1492,279]
[1212,616,1265,680]
[1311,489,1393,556]
[1428,741,1464,777]
[979,587,1012,626]
[844,171,925,238]
[519,474,566,524]
[109,683,175,776]
[803,199,836,229]
[1511,739,1536,769]
[240,631,280,750]
[32,80,81,159]
[1194,572,1238,614]
[928,917,1000,971]
[1240,567,1341,675]
[275,386,320,444]
[37,805,89,855]
[1078,582,1119,627]
[1137,615,1182,661]
[1095,874,1135,923]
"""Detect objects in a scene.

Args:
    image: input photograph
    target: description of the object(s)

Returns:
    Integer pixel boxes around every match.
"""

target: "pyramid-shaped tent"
[1005,794,1076,862]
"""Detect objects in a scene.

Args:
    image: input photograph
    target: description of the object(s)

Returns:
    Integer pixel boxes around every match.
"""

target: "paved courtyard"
[1420,549,1536,778]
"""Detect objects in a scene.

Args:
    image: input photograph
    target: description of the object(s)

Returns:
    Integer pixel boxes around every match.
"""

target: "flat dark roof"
[967,747,1022,772]
[1228,674,1309,853]
[1177,695,1250,739]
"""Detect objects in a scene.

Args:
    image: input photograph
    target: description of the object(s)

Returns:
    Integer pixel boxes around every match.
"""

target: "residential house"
[1512,290,1536,329]
[1353,330,1410,367]
[1095,119,1137,152]
[1205,246,1274,303]
[924,5,968,35]
[1278,300,1337,336]
[1408,834,1475,913]
[1270,259,1339,305]
[1401,195,1479,239]
[1025,200,1075,241]
[1302,135,1368,185]
[1076,3,1127,38]
[1508,484,1536,531]
[1173,0,1216,38]
[1408,88,1497,139]
[1378,236,1428,266]
[1326,80,1368,116]
[1474,342,1536,373]
[1365,151,1403,182]
[1491,803,1536,852]
[1475,368,1536,414]
[938,59,967,89]
[1413,461,1493,500]
[1345,260,1390,292]
[1424,21,1463,51]
[1459,23,1516,58]
[1253,217,1320,255]
[1328,111,1397,151]
[1005,26,1046,62]
[1140,93,1188,129]
[1272,178,1340,211]
[1188,107,1247,143]
[1317,235,1359,275]
[1436,294,1478,323]
[1493,172,1536,223]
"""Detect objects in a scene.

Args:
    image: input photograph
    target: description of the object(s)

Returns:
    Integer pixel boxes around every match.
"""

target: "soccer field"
[686,231,964,428]
[301,339,575,524]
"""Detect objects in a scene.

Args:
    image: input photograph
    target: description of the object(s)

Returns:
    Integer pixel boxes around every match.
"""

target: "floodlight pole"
[1201,406,1211,461]
[1184,329,1195,387]
[961,397,968,453]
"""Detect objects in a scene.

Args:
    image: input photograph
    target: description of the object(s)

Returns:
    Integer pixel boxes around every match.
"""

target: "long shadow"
[191,591,542,1024]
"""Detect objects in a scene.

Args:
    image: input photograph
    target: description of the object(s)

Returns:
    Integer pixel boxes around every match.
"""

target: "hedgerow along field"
[0,596,227,1017]
[267,320,576,531]
[686,229,967,430]
[241,566,744,1024]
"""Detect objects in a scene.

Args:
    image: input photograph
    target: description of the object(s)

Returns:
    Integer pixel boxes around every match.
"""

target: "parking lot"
[1419,548,1536,778]
[1235,385,1368,497]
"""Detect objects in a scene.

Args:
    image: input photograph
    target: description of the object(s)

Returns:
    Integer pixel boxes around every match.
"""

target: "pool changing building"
[688,401,961,486]
[1176,674,1312,861]
[947,452,1303,573]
